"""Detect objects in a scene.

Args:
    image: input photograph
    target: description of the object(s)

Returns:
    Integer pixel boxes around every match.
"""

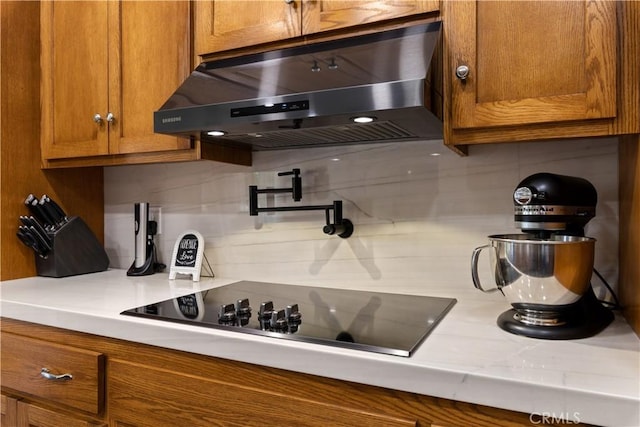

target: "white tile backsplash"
[104,137,618,297]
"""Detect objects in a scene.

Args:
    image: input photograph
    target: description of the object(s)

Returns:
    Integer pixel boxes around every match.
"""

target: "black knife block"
[35,216,110,278]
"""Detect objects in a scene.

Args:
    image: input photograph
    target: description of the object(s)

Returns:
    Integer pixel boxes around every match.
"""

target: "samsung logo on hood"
[154,21,442,151]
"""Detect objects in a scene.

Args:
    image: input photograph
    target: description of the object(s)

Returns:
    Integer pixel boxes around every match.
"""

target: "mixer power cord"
[593,268,622,310]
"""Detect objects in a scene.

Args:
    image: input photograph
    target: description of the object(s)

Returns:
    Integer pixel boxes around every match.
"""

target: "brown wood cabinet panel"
[447,0,616,129]
[443,0,639,152]
[302,0,438,34]
[34,0,256,169]
[40,1,195,165]
[1,1,105,280]
[40,1,110,159]
[108,359,417,427]
[195,0,438,56]
[619,134,640,337]
[1,318,583,427]
[2,394,18,427]
[195,0,302,55]
[107,1,192,155]
[16,402,105,427]
[40,142,251,169]
[1,333,104,415]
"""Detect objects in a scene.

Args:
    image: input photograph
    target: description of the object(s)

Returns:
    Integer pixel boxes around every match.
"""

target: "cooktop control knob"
[218,303,237,325]
[270,309,288,333]
[235,298,252,326]
[235,298,252,316]
[285,304,302,333]
[258,301,275,330]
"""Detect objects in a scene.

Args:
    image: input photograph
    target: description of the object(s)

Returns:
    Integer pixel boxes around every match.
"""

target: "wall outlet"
[150,206,162,235]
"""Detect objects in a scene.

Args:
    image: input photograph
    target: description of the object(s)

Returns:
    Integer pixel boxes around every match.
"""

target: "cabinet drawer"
[17,401,107,427]
[0,333,104,415]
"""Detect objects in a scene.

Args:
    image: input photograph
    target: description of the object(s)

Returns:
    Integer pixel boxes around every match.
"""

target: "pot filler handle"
[471,245,501,293]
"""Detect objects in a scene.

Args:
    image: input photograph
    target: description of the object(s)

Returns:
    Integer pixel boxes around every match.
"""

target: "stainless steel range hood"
[154,22,442,151]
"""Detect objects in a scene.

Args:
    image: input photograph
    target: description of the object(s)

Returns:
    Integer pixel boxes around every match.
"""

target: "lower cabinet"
[0,318,573,427]
[1,395,106,427]
[0,330,106,427]
[16,401,106,427]
[1,333,104,415]
[108,359,416,427]
[1,395,17,426]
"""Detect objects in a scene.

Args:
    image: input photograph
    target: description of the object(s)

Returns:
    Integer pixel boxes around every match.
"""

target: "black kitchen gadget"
[472,173,615,340]
[127,202,157,276]
[17,194,109,277]
[122,281,457,357]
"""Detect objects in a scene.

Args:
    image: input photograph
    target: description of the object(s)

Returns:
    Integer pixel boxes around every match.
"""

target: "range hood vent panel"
[213,121,415,150]
[155,22,442,150]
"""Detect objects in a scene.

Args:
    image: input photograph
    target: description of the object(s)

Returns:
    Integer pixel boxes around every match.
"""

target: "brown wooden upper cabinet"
[40,1,192,163]
[447,0,616,129]
[195,0,440,56]
[442,0,640,152]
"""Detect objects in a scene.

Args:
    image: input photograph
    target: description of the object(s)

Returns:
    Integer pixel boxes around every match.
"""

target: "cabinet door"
[109,359,417,427]
[16,402,105,427]
[108,1,192,155]
[1,395,17,427]
[195,0,301,55]
[447,0,616,129]
[41,1,110,160]
[302,0,439,34]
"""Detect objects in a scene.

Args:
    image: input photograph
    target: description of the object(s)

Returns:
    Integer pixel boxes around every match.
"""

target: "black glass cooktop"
[121,280,456,357]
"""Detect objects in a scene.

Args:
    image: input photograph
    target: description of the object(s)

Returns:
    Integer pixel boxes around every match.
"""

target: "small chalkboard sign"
[169,230,205,281]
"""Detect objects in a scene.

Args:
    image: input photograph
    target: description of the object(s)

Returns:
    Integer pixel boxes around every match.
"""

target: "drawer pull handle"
[40,368,73,381]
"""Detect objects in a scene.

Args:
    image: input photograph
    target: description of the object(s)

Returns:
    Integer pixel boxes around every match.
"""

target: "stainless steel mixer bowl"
[471,234,596,306]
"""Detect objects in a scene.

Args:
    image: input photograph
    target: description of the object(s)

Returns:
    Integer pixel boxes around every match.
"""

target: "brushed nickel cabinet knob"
[456,65,470,80]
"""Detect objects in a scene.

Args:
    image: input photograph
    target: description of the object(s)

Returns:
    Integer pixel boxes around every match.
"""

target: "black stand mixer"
[473,173,614,339]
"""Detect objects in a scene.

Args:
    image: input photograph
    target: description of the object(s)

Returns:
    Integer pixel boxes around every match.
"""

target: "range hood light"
[207,130,227,137]
[351,116,376,124]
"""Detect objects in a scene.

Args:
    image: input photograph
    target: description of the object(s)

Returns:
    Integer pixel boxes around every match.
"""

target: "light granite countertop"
[1,269,638,427]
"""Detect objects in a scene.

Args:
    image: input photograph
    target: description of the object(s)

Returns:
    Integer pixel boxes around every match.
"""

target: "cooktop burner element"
[121,281,457,357]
